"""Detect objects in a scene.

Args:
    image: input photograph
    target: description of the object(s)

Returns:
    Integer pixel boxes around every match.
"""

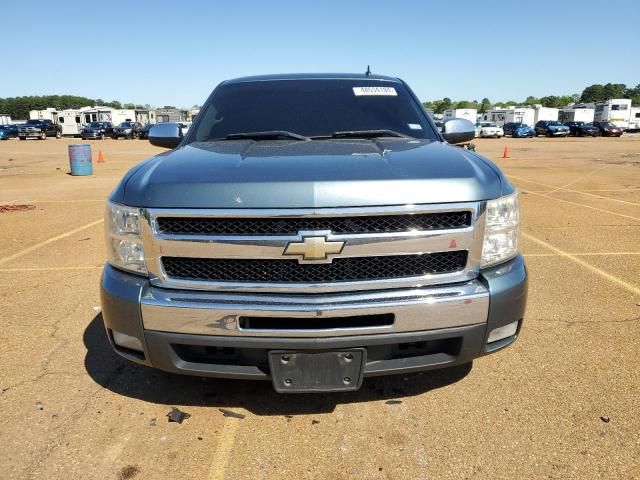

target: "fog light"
[487,320,519,343]
[112,331,144,352]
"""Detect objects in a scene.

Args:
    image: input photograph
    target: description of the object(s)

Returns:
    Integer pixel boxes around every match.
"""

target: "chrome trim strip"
[140,202,486,293]
[141,281,489,337]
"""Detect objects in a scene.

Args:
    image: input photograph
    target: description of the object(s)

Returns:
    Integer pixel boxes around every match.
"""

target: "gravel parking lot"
[0,136,639,479]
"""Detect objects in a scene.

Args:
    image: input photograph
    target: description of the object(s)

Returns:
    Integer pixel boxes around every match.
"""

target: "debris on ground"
[385,400,403,405]
[35,401,44,410]
[167,407,191,424]
[149,418,156,427]
[219,408,245,419]
[312,420,320,425]
[118,465,140,480]
[0,204,35,213]
[600,416,610,423]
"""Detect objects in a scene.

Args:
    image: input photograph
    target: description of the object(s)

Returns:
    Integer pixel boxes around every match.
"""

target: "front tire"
[55,131,62,139]
[40,132,46,140]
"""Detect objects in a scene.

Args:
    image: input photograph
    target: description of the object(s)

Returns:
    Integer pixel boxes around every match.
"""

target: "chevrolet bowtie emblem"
[284,236,345,261]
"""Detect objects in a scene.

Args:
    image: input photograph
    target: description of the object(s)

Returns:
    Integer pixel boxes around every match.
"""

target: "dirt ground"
[0,135,639,480]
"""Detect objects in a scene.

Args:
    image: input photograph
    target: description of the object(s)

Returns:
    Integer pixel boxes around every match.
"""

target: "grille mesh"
[156,212,471,236]
[162,251,467,283]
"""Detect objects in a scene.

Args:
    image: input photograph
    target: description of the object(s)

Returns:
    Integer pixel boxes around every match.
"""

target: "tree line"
[423,82,640,114]
[2,82,639,120]
[0,95,152,120]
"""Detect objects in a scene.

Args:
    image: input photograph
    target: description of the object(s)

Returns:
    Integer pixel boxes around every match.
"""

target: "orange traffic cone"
[502,146,510,158]
[97,150,104,163]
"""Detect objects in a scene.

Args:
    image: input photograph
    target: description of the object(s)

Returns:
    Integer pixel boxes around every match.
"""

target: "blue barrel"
[68,144,93,176]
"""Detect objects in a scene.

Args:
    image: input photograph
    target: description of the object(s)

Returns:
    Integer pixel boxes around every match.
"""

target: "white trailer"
[533,107,558,124]
[443,108,477,123]
[29,108,58,122]
[593,99,632,129]
[558,107,595,124]
[481,107,535,127]
[0,114,11,125]
[57,109,85,136]
[629,106,640,131]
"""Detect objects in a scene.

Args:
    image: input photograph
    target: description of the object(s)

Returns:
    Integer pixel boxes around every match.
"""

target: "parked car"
[591,121,623,137]
[102,73,527,392]
[0,124,18,139]
[17,119,62,140]
[503,122,533,137]
[112,122,142,139]
[137,124,153,140]
[475,122,504,138]
[511,124,536,138]
[80,121,115,140]
[534,120,569,137]
[564,121,600,137]
[503,122,519,136]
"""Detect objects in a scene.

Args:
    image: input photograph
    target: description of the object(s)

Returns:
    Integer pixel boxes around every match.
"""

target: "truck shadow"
[84,314,472,416]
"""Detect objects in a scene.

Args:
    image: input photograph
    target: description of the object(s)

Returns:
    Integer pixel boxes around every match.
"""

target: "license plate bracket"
[268,349,366,393]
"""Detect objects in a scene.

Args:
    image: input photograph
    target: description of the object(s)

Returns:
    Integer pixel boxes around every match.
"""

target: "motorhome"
[443,108,477,123]
[29,108,58,122]
[57,109,85,136]
[629,106,640,131]
[558,107,595,124]
[481,107,535,127]
[533,107,559,124]
[593,99,632,129]
[0,114,11,125]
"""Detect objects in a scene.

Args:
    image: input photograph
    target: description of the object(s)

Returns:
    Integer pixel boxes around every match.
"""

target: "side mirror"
[441,118,475,144]
[149,123,183,148]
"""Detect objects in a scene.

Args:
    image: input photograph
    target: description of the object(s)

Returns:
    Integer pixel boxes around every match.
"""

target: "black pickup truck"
[18,119,62,140]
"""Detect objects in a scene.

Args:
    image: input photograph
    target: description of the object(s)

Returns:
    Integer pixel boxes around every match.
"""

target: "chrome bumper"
[100,255,527,379]
[140,281,489,337]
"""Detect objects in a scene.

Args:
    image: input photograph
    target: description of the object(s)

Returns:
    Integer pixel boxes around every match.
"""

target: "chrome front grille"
[140,203,486,293]
[156,211,472,236]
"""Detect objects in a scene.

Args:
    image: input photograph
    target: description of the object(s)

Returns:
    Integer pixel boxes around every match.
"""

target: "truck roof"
[224,73,402,84]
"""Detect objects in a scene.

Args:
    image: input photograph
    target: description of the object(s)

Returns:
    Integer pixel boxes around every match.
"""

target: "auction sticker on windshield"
[353,86,397,96]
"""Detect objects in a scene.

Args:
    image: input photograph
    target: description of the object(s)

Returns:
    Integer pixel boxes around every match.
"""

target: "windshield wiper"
[221,130,310,141]
[313,129,411,139]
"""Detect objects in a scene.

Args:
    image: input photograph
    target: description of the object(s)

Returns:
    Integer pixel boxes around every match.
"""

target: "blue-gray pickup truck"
[101,74,527,393]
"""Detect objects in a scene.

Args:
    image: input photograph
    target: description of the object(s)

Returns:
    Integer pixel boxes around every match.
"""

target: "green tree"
[580,84,605,103]
[603,83,626,100]
[479,98,491,113]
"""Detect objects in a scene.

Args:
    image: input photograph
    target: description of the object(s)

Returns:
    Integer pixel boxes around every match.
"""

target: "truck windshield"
[190,79,437,142]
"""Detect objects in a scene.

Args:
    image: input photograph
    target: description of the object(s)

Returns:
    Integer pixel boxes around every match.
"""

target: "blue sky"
[2,1,639,107]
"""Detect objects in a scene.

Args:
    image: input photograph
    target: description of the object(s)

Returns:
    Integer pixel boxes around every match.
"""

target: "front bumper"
[81,131,105,138]
[100,255,527,381]
[112,131,133,137]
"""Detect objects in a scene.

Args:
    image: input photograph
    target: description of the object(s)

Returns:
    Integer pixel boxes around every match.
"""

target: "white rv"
[481,107,535,127]
[443,108,477,123]
[593,99,632,129]
[558,107,595,124]
[533,107,559,124]
[57,109,85,136]
[629,106,640,131]
[0,114,11,125]
[29,108,58,122]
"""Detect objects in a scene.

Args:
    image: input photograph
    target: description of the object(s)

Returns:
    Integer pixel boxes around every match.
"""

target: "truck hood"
[116,138,509,208]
